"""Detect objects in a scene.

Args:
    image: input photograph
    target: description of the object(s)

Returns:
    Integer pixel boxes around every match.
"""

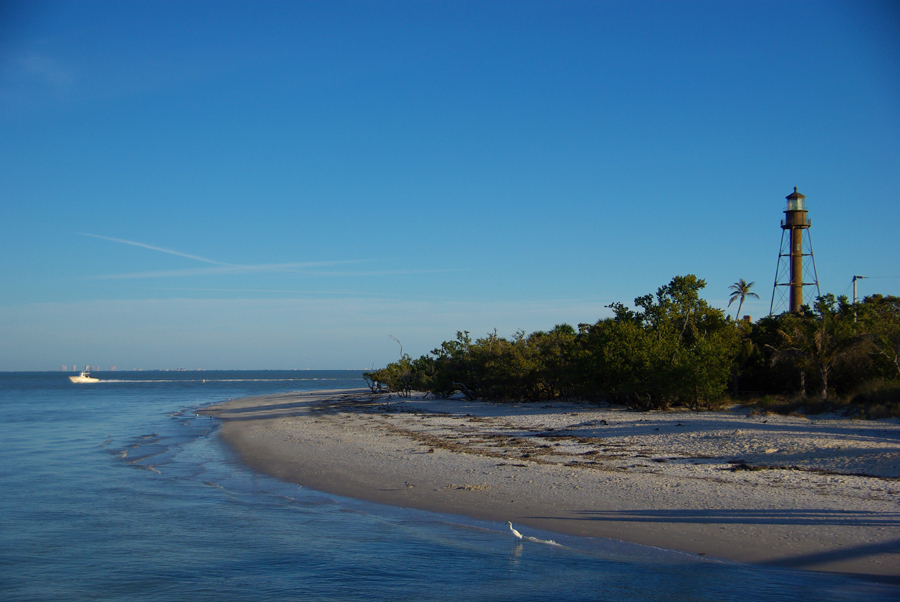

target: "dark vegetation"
[363,275,900,418]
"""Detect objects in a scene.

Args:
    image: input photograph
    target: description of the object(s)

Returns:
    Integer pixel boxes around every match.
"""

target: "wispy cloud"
[1,52,77,110]
[267,268,471,277]
[19,52,75,90]
[154,288,402,297]
[83,265,464,280]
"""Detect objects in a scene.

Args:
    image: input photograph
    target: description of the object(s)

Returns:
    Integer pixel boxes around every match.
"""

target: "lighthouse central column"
[783,187,809,314]
[790,226,803,313]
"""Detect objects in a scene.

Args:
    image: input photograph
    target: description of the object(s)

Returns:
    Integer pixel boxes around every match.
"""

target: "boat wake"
[99,378,347,383]
[522,535,562,546]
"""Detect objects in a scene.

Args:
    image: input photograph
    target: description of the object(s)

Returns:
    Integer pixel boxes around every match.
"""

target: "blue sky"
[2,0,898,371]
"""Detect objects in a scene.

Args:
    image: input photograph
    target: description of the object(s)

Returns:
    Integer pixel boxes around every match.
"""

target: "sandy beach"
[201,389,900,583]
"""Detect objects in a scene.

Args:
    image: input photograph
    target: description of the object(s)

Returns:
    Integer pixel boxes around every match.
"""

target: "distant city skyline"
[2,1,899,371]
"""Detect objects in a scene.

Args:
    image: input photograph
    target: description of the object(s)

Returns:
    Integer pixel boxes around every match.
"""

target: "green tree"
[363,352,415,397]
[529,324,578,399]
[429,331,476,398]
[578,275,738,409]
[859,295,900,379]
[772,295,867,400]
[727,279,759,321]
[726,315,753,396]
[483,330,541,400]
[363,336,422,397]
[366,275,751,408]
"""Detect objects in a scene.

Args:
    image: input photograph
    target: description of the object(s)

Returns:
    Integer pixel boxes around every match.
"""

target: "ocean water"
[0,371,895,602]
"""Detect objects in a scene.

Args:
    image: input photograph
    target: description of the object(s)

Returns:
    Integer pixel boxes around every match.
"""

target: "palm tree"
[728,279,759,321]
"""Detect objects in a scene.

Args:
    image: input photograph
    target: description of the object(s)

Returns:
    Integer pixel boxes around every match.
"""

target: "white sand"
[202,389,900,582]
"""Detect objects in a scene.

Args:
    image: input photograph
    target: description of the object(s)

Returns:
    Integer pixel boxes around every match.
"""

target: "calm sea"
[0,371,895,601]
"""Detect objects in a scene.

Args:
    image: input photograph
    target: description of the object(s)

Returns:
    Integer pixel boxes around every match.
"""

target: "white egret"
[507,521,523,540]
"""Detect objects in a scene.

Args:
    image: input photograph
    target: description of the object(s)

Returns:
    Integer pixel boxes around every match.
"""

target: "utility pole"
[853,275,866,305]
[853,275,866,322]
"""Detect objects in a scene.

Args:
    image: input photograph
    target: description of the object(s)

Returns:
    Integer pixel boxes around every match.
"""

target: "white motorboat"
[69,370,99,383]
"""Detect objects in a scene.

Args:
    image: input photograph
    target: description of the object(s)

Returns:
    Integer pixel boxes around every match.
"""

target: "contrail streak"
[78,233,233,266]
[77,233,422,281]
[84,262,368,280]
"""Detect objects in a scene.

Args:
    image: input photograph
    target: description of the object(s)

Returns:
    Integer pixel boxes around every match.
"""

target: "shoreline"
[201,389,900,583]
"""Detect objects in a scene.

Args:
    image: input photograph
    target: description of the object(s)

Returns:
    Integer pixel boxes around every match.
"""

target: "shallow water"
[0,371,895,601]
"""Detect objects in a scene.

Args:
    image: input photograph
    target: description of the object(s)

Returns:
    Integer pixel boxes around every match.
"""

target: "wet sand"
[201,389,900,583]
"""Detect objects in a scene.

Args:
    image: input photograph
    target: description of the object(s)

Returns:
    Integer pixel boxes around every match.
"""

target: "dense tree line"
[364,275,900,413]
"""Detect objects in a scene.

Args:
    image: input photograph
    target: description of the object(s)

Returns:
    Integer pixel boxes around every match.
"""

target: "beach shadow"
[529,509,900,582]
[201,391,380,422]
[556,507,900,528]
[717,446,900,478]
[201,400,315,421]
[555,414,900,441]
[760,538,900,573]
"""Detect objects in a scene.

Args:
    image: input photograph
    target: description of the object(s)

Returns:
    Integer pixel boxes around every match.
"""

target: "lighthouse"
[769,187,821,315]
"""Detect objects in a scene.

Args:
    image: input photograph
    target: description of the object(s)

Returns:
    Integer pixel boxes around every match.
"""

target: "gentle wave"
[3,372,896,602]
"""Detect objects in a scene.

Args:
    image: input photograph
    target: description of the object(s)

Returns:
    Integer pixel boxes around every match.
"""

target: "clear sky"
[2,0,898,371]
